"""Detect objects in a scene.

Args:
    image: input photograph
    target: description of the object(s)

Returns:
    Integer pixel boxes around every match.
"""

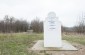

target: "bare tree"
[0,15,29,33]
[30,17,43,33]
[39,21,43,32]
[74,13,85,33]
[30,18,40,33]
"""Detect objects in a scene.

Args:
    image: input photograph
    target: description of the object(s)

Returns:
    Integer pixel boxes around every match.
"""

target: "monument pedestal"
[30,40,78,55]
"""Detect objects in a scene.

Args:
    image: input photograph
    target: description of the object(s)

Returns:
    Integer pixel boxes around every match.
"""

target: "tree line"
[62,13,85,34]
[0,15,85,33]
[0,15,43,33]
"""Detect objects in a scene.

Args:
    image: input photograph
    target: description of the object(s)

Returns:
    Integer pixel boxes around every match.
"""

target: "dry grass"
[0,33,85,55]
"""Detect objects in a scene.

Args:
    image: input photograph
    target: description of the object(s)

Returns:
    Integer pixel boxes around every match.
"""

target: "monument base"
[30,40,78,51]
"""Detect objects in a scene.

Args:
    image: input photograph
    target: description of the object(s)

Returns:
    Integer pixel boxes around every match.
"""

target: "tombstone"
[44,12,62,47]
[30,12,78,55]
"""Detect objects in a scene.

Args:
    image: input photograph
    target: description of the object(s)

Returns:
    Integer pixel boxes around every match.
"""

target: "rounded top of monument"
[48,12,56,18]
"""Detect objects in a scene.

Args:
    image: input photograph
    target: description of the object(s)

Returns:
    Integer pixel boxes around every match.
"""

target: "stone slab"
[30,40,78,51]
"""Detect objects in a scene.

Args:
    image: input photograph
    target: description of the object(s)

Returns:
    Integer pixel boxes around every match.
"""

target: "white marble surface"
[44,12,62,47]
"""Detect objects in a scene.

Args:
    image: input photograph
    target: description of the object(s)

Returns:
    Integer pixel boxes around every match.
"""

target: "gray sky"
[0,0,85,27]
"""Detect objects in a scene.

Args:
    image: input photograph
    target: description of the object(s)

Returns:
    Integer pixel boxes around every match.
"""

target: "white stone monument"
[44,12,62,47]
[30,12,77,53]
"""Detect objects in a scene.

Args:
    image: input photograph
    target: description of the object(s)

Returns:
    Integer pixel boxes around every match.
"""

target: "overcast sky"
[0,0,85,27]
